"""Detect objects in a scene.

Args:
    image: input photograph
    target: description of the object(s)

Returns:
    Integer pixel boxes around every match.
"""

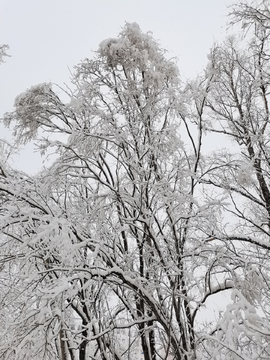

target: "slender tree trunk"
[60,329,68,360]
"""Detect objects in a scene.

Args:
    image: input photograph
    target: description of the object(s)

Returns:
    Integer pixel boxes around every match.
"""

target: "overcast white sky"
[0,0,240,173]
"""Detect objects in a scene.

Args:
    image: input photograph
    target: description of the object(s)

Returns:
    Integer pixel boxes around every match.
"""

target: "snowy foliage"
[2,8,270,360]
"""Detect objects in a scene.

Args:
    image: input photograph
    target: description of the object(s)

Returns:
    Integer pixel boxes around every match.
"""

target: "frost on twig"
[0,44,10,63]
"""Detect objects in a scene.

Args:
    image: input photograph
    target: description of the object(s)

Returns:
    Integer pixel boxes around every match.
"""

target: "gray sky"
[1,0,237,173]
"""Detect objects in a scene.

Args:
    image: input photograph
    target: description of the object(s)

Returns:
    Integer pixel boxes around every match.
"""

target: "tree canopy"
[1,2,270,359]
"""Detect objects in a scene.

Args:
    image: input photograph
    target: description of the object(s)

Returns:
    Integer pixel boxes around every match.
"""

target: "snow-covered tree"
[2,4,270,359]
[196,0,270,358]
[0,23,231,360]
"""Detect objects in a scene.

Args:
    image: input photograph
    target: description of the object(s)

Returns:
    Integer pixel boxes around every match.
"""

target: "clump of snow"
[0,44,9,63]
[212,288,268,357]
[236,160,254,187]
[3,83,53,144]
[98,22,179,89]
[236,265,263,304]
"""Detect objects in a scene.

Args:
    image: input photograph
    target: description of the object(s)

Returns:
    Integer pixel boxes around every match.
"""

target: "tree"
[1,7,270,360]
[0,23,231,360]
[197,0,270,358]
